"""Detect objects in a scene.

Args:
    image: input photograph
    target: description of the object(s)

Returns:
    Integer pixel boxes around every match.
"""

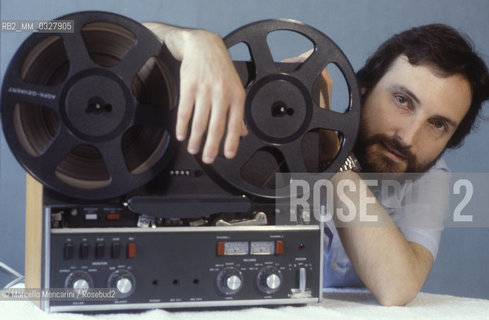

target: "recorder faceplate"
[45,223,322,312]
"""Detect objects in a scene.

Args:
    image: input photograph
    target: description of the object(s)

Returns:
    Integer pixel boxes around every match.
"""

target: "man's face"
[356,55,472,173]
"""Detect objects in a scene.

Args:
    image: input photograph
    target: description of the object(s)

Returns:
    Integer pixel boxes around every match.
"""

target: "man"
[144,22,489,305]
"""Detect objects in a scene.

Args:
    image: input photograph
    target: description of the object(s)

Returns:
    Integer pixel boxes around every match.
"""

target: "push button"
[95,242,105,259]
[111,242,121,259]
[79,242,89,259]
[275,240,284,255]
[63,242,73,260]
[127,242,136,258]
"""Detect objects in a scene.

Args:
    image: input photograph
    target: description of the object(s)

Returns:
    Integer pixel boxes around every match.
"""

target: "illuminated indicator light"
[217,241,225,256]
[127,242,136,258]
[276,240,284,255]
[106,213,120,221]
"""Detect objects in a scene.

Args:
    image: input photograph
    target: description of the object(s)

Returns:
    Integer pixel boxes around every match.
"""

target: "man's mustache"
[363,133,417,166]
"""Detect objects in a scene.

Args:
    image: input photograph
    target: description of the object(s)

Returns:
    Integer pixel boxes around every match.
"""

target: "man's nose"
[395,117,424,147]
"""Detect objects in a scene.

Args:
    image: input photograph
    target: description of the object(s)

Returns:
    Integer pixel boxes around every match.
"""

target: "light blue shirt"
[323,158,451,287]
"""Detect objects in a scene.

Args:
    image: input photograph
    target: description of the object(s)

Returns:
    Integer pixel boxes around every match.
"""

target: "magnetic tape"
[0,11,360,312]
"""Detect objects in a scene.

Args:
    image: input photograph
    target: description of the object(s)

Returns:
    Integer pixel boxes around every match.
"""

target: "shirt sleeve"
[323,159,451,288]
[386,159,451,259]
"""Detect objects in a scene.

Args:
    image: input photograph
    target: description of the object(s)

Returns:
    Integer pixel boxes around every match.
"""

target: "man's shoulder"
[410,158,451,191]
[422,158,450,177]
[430,158,450,172]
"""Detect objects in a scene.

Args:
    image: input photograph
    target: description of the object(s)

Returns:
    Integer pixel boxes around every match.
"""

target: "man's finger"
[202,102,228,164]
[241,121,248,137]
[175,82,196,141]
[224,101,246,159]
[187,95,211,155]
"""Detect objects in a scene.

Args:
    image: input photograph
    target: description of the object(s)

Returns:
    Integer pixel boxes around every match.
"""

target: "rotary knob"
[257,266,282,294]
[65,270,93,292]
[216,267,244,295]
[108,269,136,299]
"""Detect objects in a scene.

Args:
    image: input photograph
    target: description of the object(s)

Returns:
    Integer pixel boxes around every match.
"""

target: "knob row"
[216,266,283,296]
[65,269,136,299]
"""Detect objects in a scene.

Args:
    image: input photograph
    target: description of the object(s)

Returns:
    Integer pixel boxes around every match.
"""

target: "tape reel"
[1,11,179,200]
[206,19,361,200]
[1,13,360,202]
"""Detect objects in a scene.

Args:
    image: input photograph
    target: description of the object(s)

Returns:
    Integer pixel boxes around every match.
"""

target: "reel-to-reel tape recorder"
[0,11,360,312]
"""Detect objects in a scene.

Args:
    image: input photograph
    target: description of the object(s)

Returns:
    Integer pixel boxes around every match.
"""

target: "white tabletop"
[1,287,488,320]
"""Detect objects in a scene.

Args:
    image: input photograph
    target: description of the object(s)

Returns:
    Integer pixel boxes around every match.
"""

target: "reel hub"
[61,69,130,140]
[247,74,312,143]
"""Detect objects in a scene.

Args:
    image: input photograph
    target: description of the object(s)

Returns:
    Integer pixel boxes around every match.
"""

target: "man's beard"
[353,133,440,173]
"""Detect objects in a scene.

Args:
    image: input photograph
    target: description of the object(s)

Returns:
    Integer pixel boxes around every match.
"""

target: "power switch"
[299,267,306,292]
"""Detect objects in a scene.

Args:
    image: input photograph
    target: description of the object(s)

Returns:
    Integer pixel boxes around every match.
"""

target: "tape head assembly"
[0,12,360,202]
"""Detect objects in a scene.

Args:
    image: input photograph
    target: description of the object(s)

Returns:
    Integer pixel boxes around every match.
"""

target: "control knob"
[257,266,282,294]
[216,267,244,295]
[64,270,93,292]
[108,269,136,299]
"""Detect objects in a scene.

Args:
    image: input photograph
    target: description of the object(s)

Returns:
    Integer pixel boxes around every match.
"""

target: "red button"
[275,241,284,255]
[106,213,120,221]
[217,241,225,256]
[127,242,136,258]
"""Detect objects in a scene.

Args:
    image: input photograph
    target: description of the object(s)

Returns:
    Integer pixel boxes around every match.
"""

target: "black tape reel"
[206,19,361,200]
[1,11,179,200]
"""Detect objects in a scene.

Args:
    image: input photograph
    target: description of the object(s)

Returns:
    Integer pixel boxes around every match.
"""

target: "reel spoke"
[98,138,131,185]
[310,105,352,132]
[278,140,308,173]
[4,78,61,111]
[225,24,278,78]
[212,131,266,171]
[39,127,80,173]
[294,49,333,90]
[114,42,161,87]
[233,132,268,168]
[247,36,278,77]
[60,32,94,74]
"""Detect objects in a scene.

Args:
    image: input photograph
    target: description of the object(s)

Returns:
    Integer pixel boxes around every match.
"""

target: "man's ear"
[360,87,367,96]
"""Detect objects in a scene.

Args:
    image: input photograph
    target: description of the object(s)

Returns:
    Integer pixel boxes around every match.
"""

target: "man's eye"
[395,95,409,105]
[432,120,448,131]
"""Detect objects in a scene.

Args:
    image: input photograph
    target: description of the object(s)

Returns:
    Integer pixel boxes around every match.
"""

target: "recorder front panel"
[46,225,322,311]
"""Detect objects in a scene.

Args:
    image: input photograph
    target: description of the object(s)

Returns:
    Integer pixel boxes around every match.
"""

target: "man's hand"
[144,23,247,164]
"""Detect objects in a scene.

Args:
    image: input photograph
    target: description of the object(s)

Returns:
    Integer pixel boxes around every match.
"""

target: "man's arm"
[143,22,247,164]
[331,171,434,306]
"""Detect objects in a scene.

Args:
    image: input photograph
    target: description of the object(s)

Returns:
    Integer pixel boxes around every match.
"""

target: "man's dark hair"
[356,24,489,149]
